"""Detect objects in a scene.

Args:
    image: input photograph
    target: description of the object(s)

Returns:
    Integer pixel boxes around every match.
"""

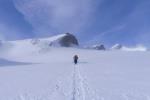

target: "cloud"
[12,0,150,47]
[13,0,98,36]
[86,24,126,44]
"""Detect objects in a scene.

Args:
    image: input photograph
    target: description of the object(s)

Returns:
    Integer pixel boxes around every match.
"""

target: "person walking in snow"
[73,55,78,64]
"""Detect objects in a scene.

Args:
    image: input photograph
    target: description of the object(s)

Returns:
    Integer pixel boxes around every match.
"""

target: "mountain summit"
[38,33,79,47]
[58,33,79,47]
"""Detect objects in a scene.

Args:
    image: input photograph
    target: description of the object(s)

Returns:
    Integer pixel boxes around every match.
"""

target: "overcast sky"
[0,0,150,46]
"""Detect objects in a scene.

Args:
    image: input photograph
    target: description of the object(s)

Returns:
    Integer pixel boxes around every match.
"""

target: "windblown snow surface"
[1,42,150,100]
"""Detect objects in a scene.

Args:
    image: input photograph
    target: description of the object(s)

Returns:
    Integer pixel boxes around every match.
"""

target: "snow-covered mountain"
[15,33,78,47]
[0,33,79,55]
[1,33,148,54]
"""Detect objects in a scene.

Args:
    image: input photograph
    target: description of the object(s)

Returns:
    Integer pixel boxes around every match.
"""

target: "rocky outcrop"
[30,33,79,47]
[91,44,106,50]
[31,39,40,45]
[58,33,79,47]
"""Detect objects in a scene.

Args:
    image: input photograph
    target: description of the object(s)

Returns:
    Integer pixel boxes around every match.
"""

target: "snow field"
[0,47,150,100]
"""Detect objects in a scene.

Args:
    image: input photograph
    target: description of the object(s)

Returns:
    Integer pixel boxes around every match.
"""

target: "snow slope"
[122,45,147,51]
[111,44,147,51]
[0,41,150,100]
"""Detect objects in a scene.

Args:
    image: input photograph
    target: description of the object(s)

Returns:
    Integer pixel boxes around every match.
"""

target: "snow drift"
[111,44,123,50]
[122,45,147,51]
[110,44,147,51]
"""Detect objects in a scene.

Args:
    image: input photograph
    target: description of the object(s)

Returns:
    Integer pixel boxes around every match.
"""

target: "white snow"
[0,40,150,100]
[111,44,122,50]
[41,34,66,41]
[2,34,66,56]
[122,45,147,51]
[111,44,147,51]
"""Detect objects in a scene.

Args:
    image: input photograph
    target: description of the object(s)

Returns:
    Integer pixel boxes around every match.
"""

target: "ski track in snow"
[15,64,99,100]
[71,64,100,100]
[13,64,150,100]
[72,65,86,100]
